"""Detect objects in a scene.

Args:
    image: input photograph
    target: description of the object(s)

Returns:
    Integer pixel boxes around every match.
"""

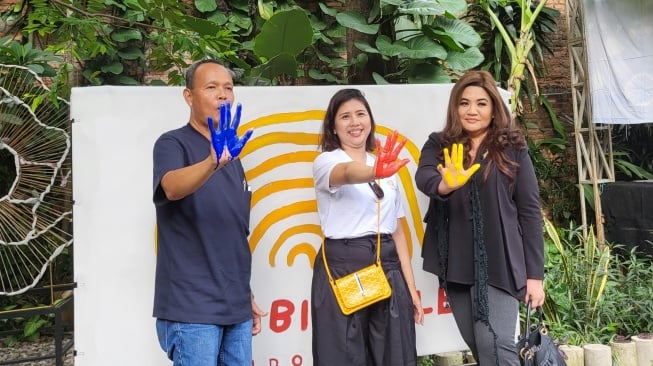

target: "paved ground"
[0,335,74,366]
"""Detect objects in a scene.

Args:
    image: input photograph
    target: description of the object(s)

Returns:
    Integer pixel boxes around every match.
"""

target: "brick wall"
[0,0,21,35]
[0,0,19,12]
[522,0,573,141]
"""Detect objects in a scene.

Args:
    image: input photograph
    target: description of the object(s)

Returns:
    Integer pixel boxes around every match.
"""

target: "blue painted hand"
[220,102,253,159]
[207,115,226,163]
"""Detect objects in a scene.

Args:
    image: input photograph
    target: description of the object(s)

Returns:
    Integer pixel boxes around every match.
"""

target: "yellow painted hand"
[437,143,480,189]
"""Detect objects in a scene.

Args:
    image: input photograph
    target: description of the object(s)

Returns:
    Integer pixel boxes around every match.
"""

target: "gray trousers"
[445,283,520,366]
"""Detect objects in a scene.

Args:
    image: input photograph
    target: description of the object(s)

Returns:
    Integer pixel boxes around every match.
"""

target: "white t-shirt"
[313,149,405,239]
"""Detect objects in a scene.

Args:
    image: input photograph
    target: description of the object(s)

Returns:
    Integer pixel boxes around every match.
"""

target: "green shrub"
[603,246,653,337]
[543,218,653,344]
[543,218,612,344]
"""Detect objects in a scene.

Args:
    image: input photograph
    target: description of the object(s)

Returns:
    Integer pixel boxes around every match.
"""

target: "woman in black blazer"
[415,70,545,366]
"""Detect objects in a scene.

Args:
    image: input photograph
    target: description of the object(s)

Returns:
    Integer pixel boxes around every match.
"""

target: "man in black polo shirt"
[152,59,266,365]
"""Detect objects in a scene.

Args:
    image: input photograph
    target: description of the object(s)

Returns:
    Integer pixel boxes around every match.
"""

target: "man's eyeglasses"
[368,180,384,199]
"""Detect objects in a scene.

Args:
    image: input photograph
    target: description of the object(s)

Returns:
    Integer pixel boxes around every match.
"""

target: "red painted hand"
[374,130,410,178]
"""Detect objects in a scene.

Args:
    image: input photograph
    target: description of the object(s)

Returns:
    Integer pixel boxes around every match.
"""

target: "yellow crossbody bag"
[321,196,391,315]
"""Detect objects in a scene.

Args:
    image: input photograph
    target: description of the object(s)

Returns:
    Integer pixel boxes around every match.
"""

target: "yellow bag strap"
[321,186,382,284]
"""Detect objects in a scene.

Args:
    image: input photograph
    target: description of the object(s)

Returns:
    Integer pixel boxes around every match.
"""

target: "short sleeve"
[313,151,344,194]
[152,134,186,206]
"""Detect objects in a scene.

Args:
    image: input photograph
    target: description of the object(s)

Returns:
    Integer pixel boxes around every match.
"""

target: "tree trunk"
[345,0,384,84]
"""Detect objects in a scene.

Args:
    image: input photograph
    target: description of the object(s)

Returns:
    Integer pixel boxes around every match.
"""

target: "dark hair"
[319,89,377,152]
[185,60,236,89]
[440,70,525,183]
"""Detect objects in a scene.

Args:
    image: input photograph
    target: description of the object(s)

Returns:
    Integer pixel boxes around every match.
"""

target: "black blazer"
[415,132,544,296]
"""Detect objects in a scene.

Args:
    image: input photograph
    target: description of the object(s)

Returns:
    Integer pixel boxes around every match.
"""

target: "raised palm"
[437,143,480,189]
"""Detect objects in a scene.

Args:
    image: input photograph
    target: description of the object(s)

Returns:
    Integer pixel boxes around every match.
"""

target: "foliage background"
[1,0,652,355]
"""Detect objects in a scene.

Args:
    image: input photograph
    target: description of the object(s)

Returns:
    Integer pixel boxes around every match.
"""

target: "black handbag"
[517,301,567,366]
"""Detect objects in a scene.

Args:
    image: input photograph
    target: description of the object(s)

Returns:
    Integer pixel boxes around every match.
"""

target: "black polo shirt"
[152,124,252,325]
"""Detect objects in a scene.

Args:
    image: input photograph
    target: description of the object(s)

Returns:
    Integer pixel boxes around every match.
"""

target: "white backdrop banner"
[584,0,653,124]
[71,85,471,366]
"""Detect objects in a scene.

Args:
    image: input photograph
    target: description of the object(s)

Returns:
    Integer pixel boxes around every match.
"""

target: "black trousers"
[311,235,417,366]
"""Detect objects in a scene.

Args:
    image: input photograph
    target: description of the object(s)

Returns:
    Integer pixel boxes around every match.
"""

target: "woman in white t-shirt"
[311,88,424,366]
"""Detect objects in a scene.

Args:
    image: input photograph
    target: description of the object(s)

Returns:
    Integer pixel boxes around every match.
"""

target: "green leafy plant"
[528,136,579,224]
[10,0,239,86]
[611,124,653,181]
[0,297,58,347]
[474,0,551,116]
[248,8,314,85]
[317,0,484,83]
[0,36,62,77]
[602,246,653,337]
[417,355,435,366]
[542,218,653,345]
[525,104,578,224]
[542,217,613,345]
[5,0,489,87]
[613,152,653,181]
[466,1,559,112]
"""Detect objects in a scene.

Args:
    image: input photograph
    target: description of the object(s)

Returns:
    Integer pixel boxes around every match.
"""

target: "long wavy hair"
[319,88,377,152]
[439,70,525,183]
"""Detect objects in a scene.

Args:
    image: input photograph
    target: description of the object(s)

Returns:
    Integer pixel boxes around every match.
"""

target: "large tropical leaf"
[111,29,142,42]
[405,36,448,59]
[335,11,380,35]
[408,63,451,83]
[445,47,484,71]
[250,53,298,80]
[354,40,381,54]
[399,0,447,16]
[375,35,408,57]
[254,8,313,59]
[195,0,218,13]
[432,17,482,47]
[180,15,223,37]
[439,0,469,16]
[117,46,145,60]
